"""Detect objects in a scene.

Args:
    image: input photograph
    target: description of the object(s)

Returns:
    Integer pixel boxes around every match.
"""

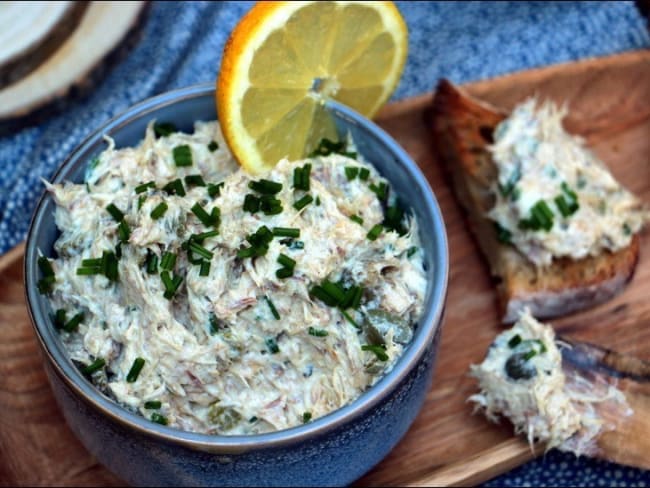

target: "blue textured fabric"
[1,1,648,486]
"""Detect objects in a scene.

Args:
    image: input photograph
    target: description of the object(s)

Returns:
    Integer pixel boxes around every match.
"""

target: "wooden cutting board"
[0,49,648,487]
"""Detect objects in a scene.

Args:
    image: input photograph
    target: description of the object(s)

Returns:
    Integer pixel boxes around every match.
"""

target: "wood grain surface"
[0,50,648,487]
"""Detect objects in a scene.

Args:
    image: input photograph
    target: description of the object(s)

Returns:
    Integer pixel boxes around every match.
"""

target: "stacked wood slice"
[0,1,146,125]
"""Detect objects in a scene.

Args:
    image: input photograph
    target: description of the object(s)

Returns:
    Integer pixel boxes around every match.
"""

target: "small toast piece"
[429,79,640,323]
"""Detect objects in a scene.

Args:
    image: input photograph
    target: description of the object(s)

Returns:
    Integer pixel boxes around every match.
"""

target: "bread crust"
[429,79,640,323]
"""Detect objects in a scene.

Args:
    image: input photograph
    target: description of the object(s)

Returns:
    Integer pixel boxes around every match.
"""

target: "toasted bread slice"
[429,79,640,323]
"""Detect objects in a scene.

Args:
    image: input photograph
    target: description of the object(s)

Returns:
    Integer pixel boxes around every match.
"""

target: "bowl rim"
[24,82,449,452]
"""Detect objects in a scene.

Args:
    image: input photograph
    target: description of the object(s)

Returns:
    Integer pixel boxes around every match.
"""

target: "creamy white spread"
[469,310,629,455]
[42,121,427,435]
[488,99,647,267]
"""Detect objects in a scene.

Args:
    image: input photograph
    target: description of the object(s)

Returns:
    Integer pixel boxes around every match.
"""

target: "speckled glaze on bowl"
[24,84,448,487]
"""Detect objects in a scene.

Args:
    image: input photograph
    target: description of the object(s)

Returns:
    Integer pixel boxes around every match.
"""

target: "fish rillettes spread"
[39,121,427,435]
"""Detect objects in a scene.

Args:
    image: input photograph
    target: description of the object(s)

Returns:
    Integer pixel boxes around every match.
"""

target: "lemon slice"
[216,1,408,174]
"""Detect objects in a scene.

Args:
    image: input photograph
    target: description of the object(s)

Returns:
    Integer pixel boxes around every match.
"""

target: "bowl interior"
[25,84,448,447]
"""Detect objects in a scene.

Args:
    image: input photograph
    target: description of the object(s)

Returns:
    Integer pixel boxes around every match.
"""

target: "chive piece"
[106,203,125,222]
[191,202,216,227]
[341,309,361,329]
[162,178,186,197]
[138,195,147,210]
[293,166,303,189]
[151,413,168,425]
[276,267,293,279]
[126,357,145,383]
[237,247,256,259]
[146,250,158,274]
[322,281,346,303]
[315,195,321,206]
[273,227,300,238]
[37,276,55,294]
[339,285,360,309]
[160,252,177,271]
[144,401,161,410]
[153,122,177,138]
[369,182,388,201]
[184,174,206,187]
[189,241,213,260]
[349,215,363,225]
[498,166,522,198]
[81,357,105,375]
[150,202,168,220]
[508,334,522,348]
[209,313,221,335]
[248,179,282,195]
[193,230,220,242]
[52,309,67,329]
[623,223,632,236]
[207,182,224,198]
[383,203,407,235]
[554,195,571,217]
[115,242,123,260]
[161,271,183,299]
[367,224,383,241]
[103,251,119,282]
[38,256,55,277]
[523,349,538,361]
[407,246,418,258]
[81,258,102,267]
[208,140,219,152]
[211,207,221,228]
[308,327,328,337]
[243,194,260,213]
[76,267,102,276]
[199,260,211,276]
[265,296,280,320]
[494,222,512,244]
[309,285,339,307]
[359,168,370,181]
[260,195,283,215]
[302,412,312,423]
[295,163,311,191]
[293,194,313,211]
[62,312,84,333]
[249,416,258,423]
[118,221,131,242]
[266,337,280,354]
[362,344,388,361]
[277,254,296,270]
[135,181,156,194]
[172,145,193,167]
[345,167,359,181]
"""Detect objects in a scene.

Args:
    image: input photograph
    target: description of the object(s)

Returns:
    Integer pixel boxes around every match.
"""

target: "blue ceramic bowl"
[24,84,448,487]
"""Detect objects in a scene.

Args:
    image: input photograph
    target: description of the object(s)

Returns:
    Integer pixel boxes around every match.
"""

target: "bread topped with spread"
[429,79,648,323]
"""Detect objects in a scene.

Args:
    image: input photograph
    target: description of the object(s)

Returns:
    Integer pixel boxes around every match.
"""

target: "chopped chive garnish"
[37,276,56,294]
[249,416,258,423]
[277,254,296,270]
[207,182,224,198]
[308,327,328,337]
[189,241,213,260]
[144,401,161,410]
[135,181,156,194]
[160,252,177,270]
[116,242,123,260]
[362,344,388,361]
[302,412,312,423]
[184,174,206,187]
[63,312,84,333]
[359,168,370,181]
[623,223,632,235]
[146,250,158,274]
[199,260,211,276]
[260,195,283,215]
[103,251,119,282]
[322,281,346,303]
[117,221,131,242]
[554,195,571,217]
[339,285,362,310]
[138,195,147,210]
[293,194,313,211]
[238,226,274,258]
[498,166,522,198]
[76,267,101,276]
[366,224,383,241]
[191,202,218,227]
[276,267,293,279]
[383,203,407,235]
[126,357,145,383]
[523,349,538,361]
[349,215,363,225]
[266,337,280,354]
[150,202,168,220]
[106,203,125,222]
[162,178,186,197]
[345,166,359,181]
[153,122,176,138]
[161,271,183,299]
[273,227,300,238]
[81,258,102,267]
[81,357,105,375]
[172,145,193,167]
[494,222,512,244]
[369,182,388,201]
[249,179,282,195]
[315,196,321,206]
[407,246,418,258]
[209,313,221,335]
[207,140,219,152]
[508,334,522,348]
[265,296,280,320]
[243,194,260,213]
[293,163,311,191]
[38,256,55,276]
[192,230,219,243]
[53,309,67,329]
[341,309,361,329]
[309,285,339,307]
[151,413,168,425]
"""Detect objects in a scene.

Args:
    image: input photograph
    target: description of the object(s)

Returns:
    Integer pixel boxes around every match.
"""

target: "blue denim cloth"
[1,1,648,485]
